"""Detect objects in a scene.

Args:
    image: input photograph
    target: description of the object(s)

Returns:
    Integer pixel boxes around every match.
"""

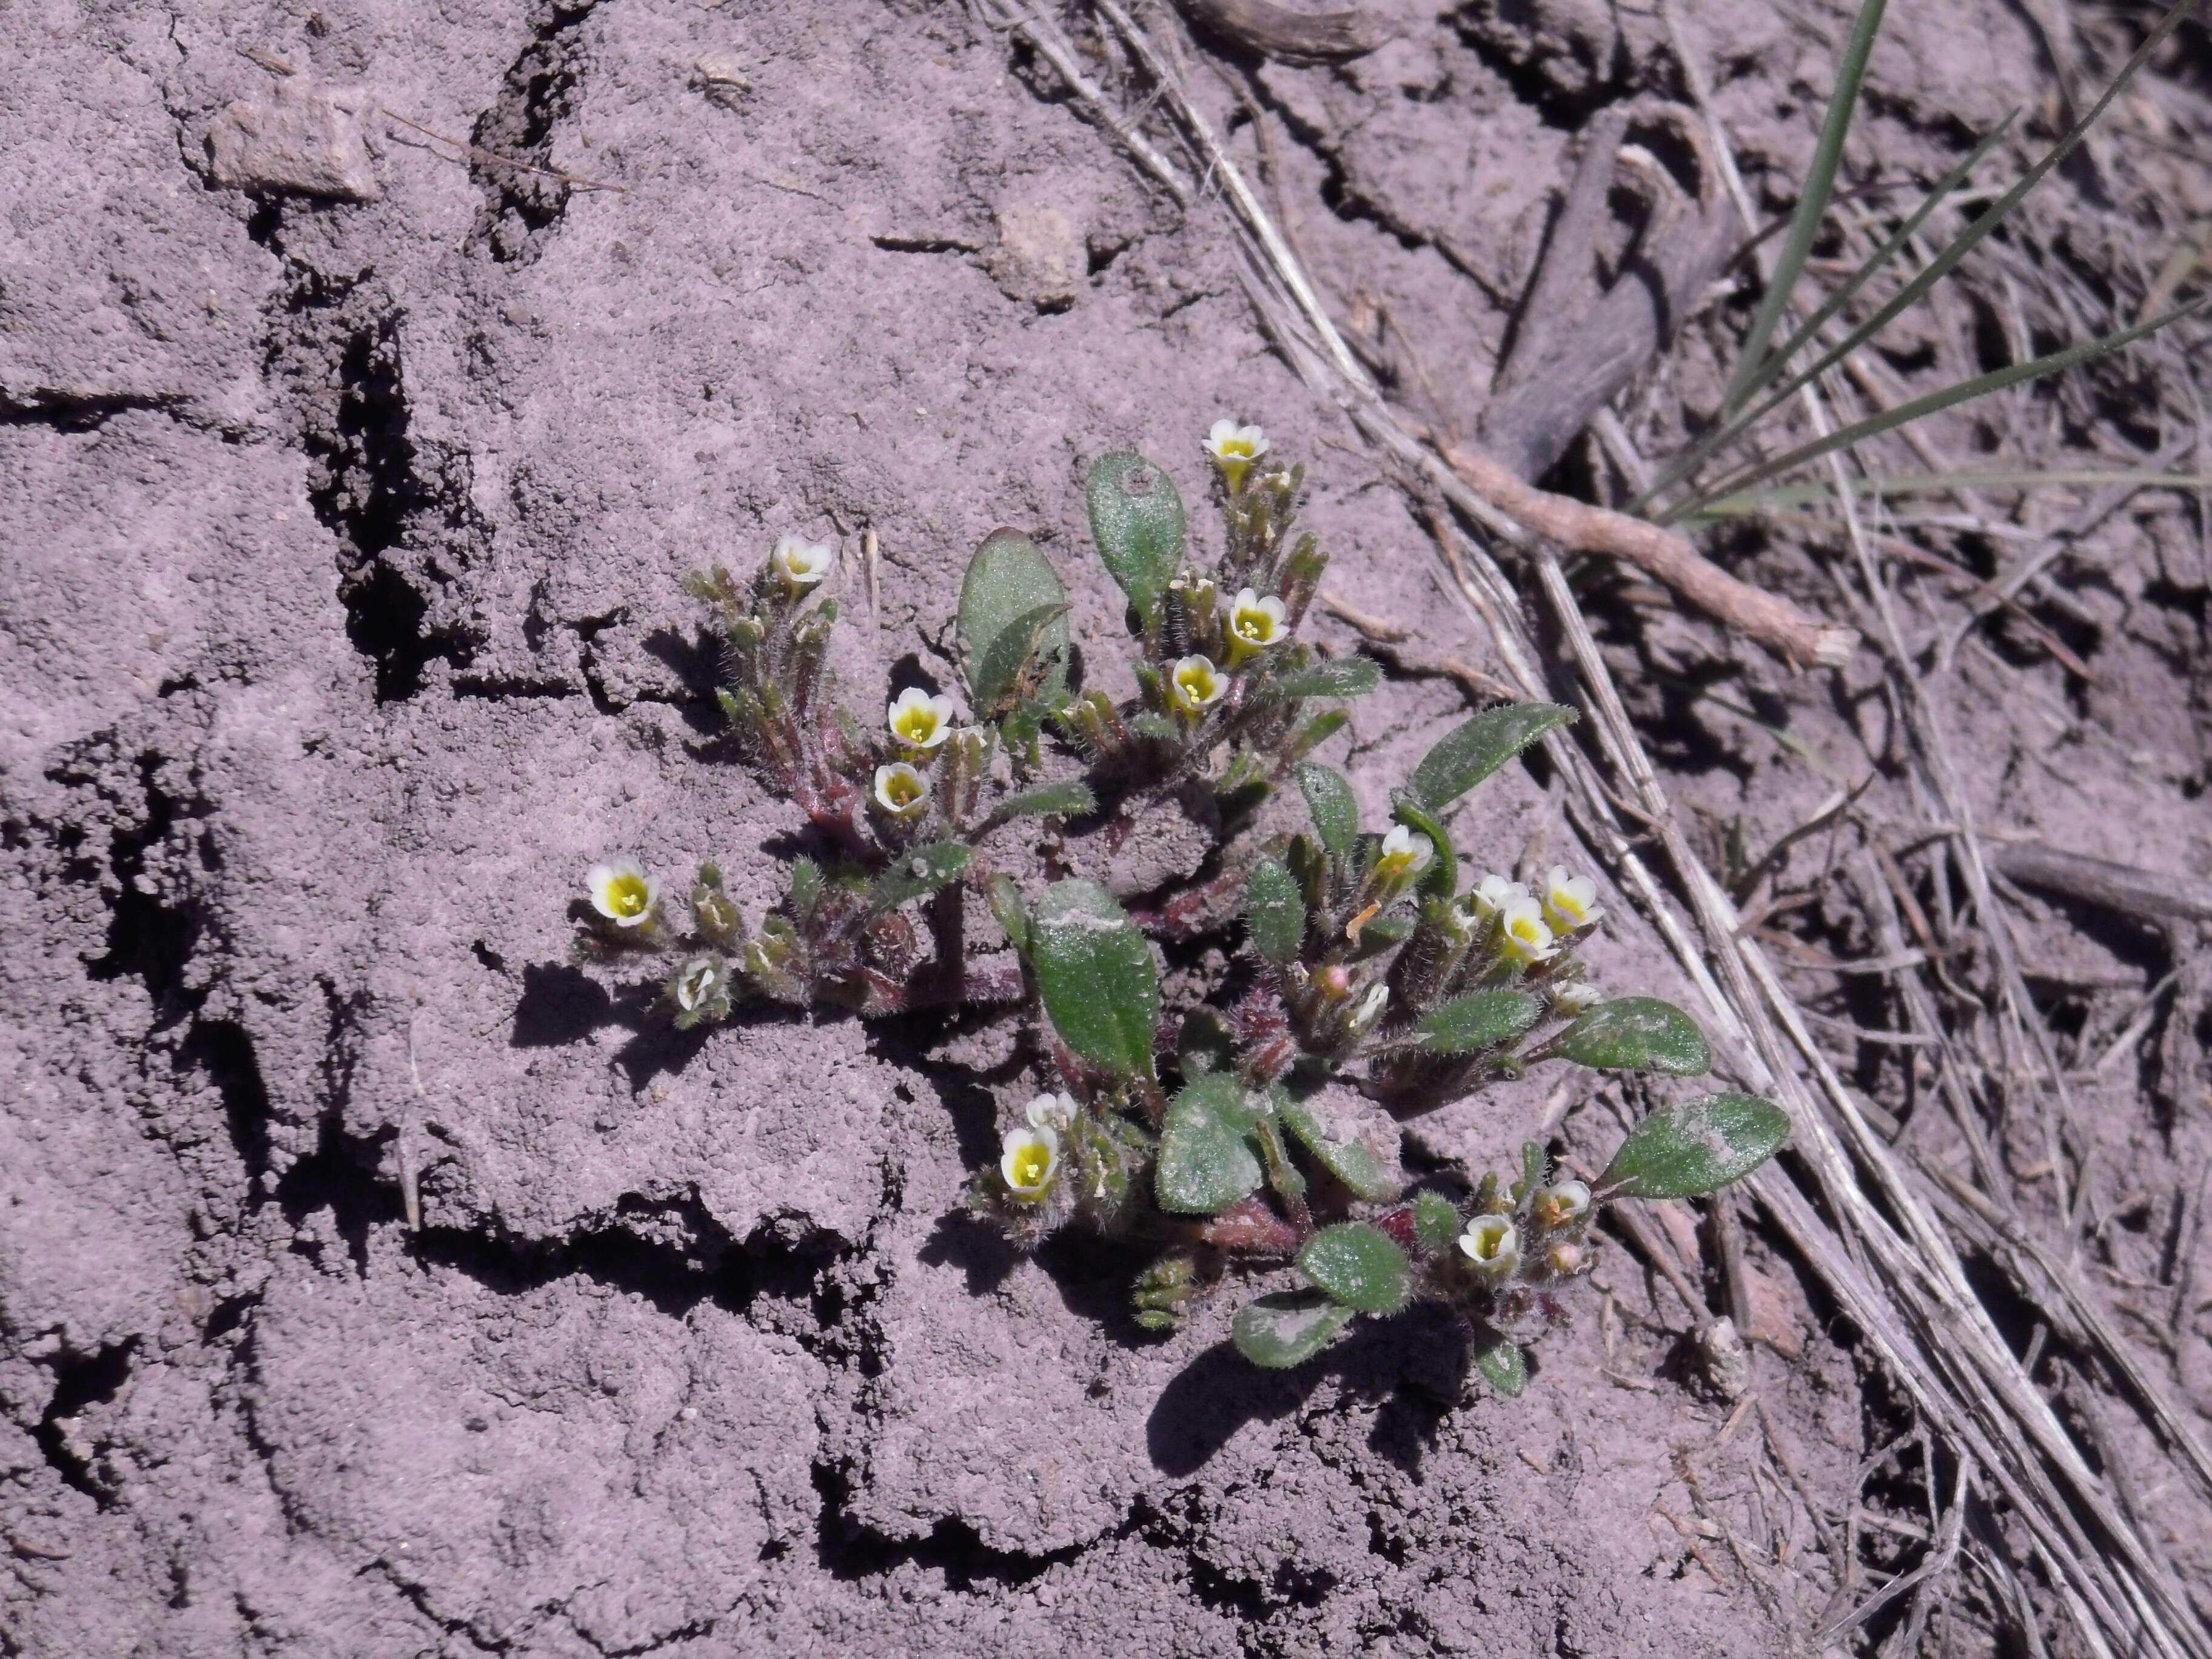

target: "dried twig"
[383,109,628,194]
[1988,840,2212,928]
[1170,0,1392,64]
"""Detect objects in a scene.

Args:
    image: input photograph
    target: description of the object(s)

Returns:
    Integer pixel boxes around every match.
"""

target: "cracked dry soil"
[7,1,2211,1655]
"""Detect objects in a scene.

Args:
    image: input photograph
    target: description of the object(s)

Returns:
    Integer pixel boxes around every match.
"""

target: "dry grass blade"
[990,6,2212,1655]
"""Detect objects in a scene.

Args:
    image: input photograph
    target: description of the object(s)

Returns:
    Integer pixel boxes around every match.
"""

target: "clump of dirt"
[4,1,2208,1655]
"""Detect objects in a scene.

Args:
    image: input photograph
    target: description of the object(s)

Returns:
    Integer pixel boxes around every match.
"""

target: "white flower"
[1000,1124,1060,1201]
[1458,1214,1521,1279]
[674,954,728,1012]
[1533,1180,1592,1228]
[587,856,660,927]
[1025,1091,1079,1132]
[887,686,956,750]
[1168,654,1227,714]
[1202,418,1270,467]
[1550,979,1603,1014]
[1346,981,1390,1037]
[1225,588,1289,660]
[769,534,834,590]
[873,762,931,818]
[1373,824,1433,880]
[1495,894,1557,965]
[1540,865,1603,933]
[1468,873,1527,922]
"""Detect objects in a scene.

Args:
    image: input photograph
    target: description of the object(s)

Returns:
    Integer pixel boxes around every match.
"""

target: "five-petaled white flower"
[887,686,956,750]
[1495,894,1557,965]
[1459,1214,1521,1279]
[1225,588,1289,661]
[1025,1091,1079,1133]
[1373,824,1434,881]
[1346,980,1391,1037]
[587,857,660,928]
[1469,873,1527,922]
[1533,1180,1592,1229]
[770,534,834,591]
[674,954,729,1013]
[1168,654,1228,714]
[1202,418,1270,491]
[1000,1124,1060,1201]
[873,762,931,818]
[1540,865,1603,934]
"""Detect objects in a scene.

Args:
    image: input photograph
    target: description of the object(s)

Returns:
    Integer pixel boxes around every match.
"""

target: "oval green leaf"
[1278,1096,1403,1202]
[1232,1293,1355,1370]
[1085,451,1186,623]
[1407,702,1577,811]
[1031,879,1159,1079]
[1244,859,1306,967]
[1415,990,1544,1054]
[1268,657,1382,700]
[1552,996,1711,1075]
[1156,1076,1266,1214]
[1295,762,1359,860]
[1598,1093,1791,1200]
[991,779,1098,823]
[1471,1326,1527,1398]
[1298,1222,1411,1313]
[1412,1190,1463,1256]
[959,530,1071,711]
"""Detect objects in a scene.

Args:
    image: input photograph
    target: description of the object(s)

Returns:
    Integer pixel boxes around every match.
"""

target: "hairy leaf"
[1233,1292,1354,1369]
[1412,1190,1462,1256]
[1030,880,1159,1079]
[867,842,973,913]
[1085,451,1186,623]
[1600,1093,1791,1199]
[1471,1326,1527,1398]
[959,531,1070,711]
[1295,762,1359,860]
[1156,1074,1266,1213]
[1407,703,1576,811]
[1550,996,1711,1075]
[1415,990,1544,1054]
[1244,860,1306,966]
[1279,1097,1402,1202]
[1298,1222,1411,1313]
[1268,657,1381,700]
[991,779,1098,823]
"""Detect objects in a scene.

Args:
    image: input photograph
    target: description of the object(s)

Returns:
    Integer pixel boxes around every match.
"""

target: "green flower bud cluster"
[572,423,1791,1396]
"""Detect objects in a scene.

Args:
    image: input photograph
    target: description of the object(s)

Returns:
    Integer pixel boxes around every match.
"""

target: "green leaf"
[1031,880,1159,1078]
[1156,1074,1266,1214]
[1085,450,1186,623]
[1721,0,1889,415]
[987,874,1030,958]
[959,531,1071,710]
[1470,1327,1527,1398]
[1298,1222,1411,1313]
[1267,657,1381,700]
[1278,1097,1402,1202]
[1415,990,1544,1054]
[1287,709,1349,760]
[1390,797,1457,897]
[1295,762,1359,860]
[1232,1293,1355,1369]
[1412,1190,1462,1256]
[868,841,973,913]
[990,779,1098,823]
[1550,997,1711,1075]
[1599,1093,1791,1200]
[1407,703,1577,811]
[1244,860,1306,967]
[973,602,1071,719]
[788,857,824,920]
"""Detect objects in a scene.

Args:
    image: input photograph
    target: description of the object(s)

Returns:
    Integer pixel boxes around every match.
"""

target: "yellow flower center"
[882,771,925,809]
[893,707,939,745]
[605,874,651,918]
[1008,1141,1052,1188]
[1219,437,1258,460]
[1174,664,1220,707]
[1232,608,1277,645]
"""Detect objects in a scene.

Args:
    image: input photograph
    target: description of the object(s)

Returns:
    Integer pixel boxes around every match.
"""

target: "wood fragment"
[1171,0,1392,62]
[1436,435,1858,669]
[1987,841,2212,927]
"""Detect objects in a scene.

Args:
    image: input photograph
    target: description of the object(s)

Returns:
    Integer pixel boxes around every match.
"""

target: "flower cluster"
[575,420,1791,1394]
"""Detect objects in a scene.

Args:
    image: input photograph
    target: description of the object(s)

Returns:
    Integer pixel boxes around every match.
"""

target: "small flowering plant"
[572,422,1789,1395]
